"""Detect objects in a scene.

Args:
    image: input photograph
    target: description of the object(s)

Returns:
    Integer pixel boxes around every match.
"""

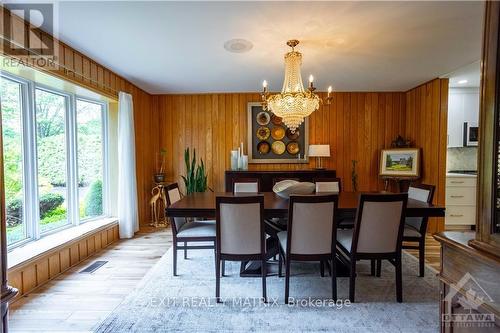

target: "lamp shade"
[308,144,330,157]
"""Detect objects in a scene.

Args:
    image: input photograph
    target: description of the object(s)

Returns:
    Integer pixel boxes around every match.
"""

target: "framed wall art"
[247,102,309,164]
[379,148,420,177]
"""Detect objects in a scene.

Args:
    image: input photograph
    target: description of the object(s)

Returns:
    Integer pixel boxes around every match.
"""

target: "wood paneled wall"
[405,78,449,233]
[1,6,157,224]
[156,92,406,193]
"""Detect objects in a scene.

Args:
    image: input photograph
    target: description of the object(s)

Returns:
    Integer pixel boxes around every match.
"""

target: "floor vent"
[79,261,108,273]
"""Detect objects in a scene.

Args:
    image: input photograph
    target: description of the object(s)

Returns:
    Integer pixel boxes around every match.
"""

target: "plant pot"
[154,173,166,183]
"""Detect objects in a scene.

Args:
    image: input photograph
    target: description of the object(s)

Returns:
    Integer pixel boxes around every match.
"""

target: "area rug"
[95,248,439,333]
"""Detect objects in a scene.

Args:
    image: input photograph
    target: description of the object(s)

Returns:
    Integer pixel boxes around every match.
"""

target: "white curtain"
[117,92,139,238]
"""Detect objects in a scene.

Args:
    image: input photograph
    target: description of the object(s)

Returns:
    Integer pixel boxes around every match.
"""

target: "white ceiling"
[445,61,481,88]
[14,1,485,94]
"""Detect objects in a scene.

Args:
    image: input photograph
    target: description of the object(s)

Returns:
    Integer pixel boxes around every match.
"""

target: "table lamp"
[308,144,330,170]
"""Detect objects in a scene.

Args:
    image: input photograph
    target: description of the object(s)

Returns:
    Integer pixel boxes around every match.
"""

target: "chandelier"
[260,40,333,133]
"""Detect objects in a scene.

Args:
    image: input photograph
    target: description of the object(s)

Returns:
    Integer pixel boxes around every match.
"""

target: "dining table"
[166,191,445,277]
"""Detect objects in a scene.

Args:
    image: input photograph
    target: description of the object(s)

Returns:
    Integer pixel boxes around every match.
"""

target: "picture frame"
[247,102,309,164]
[379,148,420,177]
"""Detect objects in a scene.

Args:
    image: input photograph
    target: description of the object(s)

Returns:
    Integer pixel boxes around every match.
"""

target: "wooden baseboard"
[7,223,119,302]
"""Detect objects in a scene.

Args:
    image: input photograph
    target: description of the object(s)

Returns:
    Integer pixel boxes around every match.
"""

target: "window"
[1,72,109,249]
[35,88,70,233]
[1,77,27,245]
[76,99,105,221]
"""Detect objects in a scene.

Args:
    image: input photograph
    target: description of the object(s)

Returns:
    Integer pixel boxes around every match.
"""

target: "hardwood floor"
[8,227,172,333]
[404,234,442,272]
[7,228,441,332]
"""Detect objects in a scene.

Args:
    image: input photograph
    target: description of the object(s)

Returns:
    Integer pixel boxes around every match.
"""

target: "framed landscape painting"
[379,148,420,177]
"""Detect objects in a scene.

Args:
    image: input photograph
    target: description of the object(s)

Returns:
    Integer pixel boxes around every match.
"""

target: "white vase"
[230,150,238,171]
[241,155,248,171]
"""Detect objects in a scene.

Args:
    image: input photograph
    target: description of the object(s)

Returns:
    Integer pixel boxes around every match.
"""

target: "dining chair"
[165,183,216,276]
[314,177,342,193]
[401,183,435,277]
[232,178,260,193]
[277,194,338,304]
[336,193,408,302]
[215,195,267,303]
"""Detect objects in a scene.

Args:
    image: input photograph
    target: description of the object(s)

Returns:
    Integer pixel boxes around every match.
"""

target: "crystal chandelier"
[260,40,333,133]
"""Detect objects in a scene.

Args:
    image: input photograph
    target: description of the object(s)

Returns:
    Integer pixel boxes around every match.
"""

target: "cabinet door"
[463,90,480,123]
[448,93,464,147]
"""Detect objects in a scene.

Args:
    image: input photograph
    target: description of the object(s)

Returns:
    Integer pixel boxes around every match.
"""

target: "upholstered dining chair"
[337,193,408,302]
[401,183,435,277]
[232,178,260,193]
[314,177,342,193]
[277,194,338,304]
[165,183,216,276]
[215,195,267,303]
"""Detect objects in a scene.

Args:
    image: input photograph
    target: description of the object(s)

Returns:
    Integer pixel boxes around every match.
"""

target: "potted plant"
[154,148,167,183]
[182,148,208,194]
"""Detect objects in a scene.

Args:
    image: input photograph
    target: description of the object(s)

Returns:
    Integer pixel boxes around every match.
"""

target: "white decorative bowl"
[273,180,316,199]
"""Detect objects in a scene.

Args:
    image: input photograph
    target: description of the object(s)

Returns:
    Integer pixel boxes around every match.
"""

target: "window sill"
[7,218,118,271]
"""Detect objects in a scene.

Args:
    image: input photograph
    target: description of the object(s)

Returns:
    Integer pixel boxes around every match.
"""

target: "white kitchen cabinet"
[445,174,477,227]
[447,88,479,147]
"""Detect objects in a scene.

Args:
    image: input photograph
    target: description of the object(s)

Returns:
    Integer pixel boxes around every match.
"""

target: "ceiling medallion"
[260,40,333,133]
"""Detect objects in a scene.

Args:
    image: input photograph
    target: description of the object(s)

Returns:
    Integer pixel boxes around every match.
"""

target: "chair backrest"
[232,178,260,193]
[216,195,265,255]
[352,193,408,254]
[287,194,338,255]
[406,184,435,233]
[165,183,187,234]
[314,177,342,193]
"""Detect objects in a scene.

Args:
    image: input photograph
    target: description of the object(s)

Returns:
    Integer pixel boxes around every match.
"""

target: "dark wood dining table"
[166,191,445,219]
[166,191,445,277]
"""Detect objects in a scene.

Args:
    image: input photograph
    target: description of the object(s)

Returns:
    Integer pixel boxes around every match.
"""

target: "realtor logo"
[442,272,495,328]
[1,3,58,68]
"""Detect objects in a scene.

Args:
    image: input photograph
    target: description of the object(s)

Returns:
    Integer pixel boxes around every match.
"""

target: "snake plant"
[182,148,208,194]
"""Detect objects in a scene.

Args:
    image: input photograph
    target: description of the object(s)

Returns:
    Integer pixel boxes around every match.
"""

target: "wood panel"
[405,78,449,233]
[1,6,158,225]
[156,92,406,193]
[7,224,119,300]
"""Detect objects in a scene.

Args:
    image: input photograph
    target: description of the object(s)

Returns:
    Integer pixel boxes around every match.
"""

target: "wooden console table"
[225,169,337,192]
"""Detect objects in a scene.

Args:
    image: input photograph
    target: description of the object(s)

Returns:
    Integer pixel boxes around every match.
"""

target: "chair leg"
[173,241,178,276]
[285,256,291,304]
[419,239,425,277]
[222,260,225,277]
[332,255,337,301]
[370,259,375,276]
[216,256,221,303]
[376,259,382,277]
[396,255,403,303]
[320,261,325,277]
[278,250,283,277]
[261,258,267,303]
[184,241,187,259]
[349,258,356,302]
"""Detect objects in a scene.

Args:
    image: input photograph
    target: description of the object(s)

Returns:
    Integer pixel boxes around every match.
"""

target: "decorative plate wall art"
[247,102,309,164]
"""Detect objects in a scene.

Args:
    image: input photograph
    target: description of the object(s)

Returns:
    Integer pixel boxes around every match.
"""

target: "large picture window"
[1,77,27,245]
[77,99,105,221]
[1,73,109,248]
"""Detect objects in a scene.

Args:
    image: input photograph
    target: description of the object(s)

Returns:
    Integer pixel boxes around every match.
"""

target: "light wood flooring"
[8,227,172,333]
[8,228,441,332]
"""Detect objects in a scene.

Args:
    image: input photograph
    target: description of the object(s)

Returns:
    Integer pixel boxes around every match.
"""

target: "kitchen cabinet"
[445,173,477,227]
[447,88,479,147]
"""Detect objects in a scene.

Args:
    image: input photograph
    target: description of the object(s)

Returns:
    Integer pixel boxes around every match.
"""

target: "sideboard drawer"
[445,205,476,225]
[446,177,477,187]
[446,187,476,205]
